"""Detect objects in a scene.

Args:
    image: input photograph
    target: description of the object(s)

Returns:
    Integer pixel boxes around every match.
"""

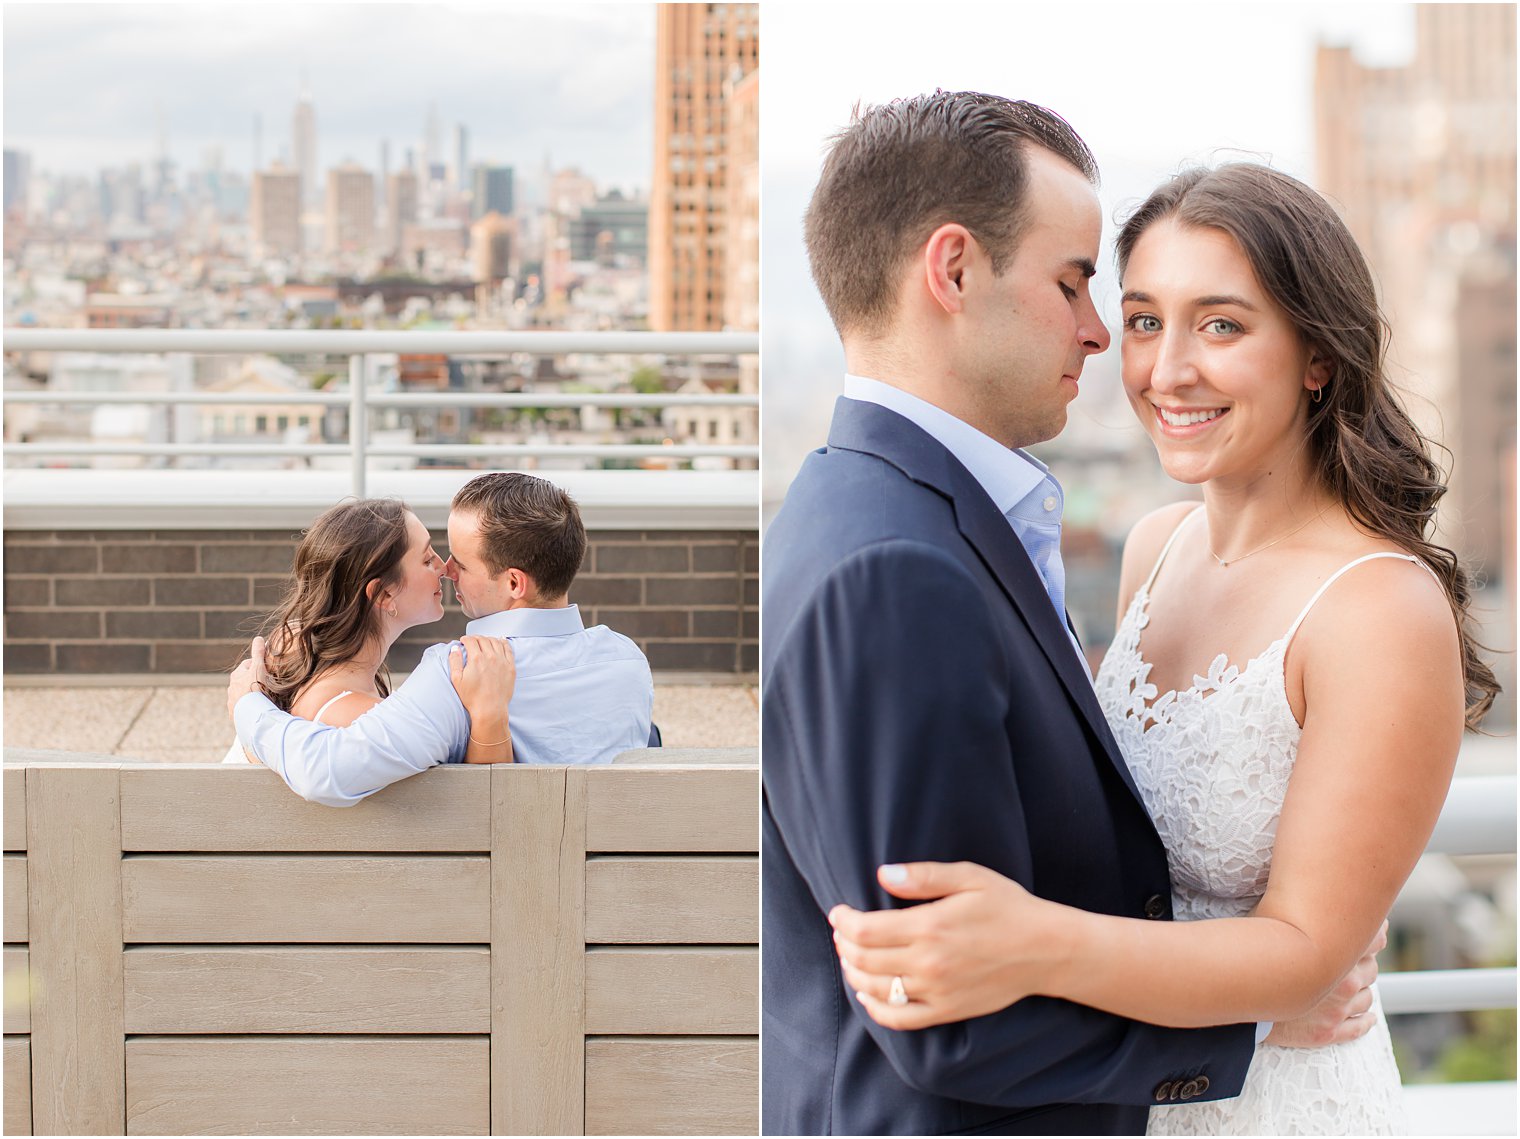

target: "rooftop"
[2,673,757,762]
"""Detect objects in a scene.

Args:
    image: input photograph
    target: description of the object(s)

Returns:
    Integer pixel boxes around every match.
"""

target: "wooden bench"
[2,750,757,1136]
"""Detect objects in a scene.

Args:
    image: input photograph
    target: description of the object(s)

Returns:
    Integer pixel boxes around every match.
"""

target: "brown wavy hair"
[258,498,413,712]
[1115,164,1499,727]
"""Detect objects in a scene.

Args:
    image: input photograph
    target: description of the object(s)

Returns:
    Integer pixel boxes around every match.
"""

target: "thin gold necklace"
[1208,508,1327,568]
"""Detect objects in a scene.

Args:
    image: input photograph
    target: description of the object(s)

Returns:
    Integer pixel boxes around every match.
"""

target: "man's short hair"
[804,91,1099,337]
[452,472,586,599]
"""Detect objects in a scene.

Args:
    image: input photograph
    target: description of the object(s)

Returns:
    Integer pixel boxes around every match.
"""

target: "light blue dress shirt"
[233,603,653,808]
[842,375,1088,674]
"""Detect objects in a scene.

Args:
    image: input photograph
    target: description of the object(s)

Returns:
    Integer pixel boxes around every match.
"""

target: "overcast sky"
[761,2,1420,499]
[4,3,656,190]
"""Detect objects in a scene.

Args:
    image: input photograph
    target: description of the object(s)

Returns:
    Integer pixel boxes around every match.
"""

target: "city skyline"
[4,4,655,191]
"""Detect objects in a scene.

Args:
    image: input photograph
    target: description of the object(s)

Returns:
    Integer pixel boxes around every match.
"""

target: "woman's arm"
[833,558,1463,1028]
[449,634,516,764]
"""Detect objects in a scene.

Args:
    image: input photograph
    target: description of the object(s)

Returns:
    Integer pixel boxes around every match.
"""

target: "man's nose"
[1079,297,1111,355]
[442,555,459,582]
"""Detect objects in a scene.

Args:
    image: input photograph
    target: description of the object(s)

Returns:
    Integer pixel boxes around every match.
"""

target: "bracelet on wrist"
[469,732,511,747]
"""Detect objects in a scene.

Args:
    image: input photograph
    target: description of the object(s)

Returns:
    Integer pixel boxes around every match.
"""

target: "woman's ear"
[366,578,397,617]
[1306,350,1334,393]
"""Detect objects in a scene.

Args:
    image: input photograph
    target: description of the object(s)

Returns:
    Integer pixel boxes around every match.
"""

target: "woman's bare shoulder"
[1117,501,1202,602]
[289,681,381,726]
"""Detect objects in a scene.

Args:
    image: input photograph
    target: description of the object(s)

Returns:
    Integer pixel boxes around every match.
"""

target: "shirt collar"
[465,604,586,638]
[842,374,1051,516]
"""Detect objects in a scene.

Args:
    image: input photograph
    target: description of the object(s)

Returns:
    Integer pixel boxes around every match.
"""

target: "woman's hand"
[226,636,267,721]
[450,635,516,763]
[828,861,1065,1031]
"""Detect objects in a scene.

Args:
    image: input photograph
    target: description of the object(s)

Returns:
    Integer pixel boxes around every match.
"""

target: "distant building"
[3,149,29,217]
[472,165,515,220]
[387,169,419,255]
[649,2,759,331]
[452,124,469,195]
[325,163,375,254]
[84,294,173,330]
[292,81,318,209]
[251,165,302,257]
[470,211,517,283]
[570,191,648,264]
[1315,4,1516,594]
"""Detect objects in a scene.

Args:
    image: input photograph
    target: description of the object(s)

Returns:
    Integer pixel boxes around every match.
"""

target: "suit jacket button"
[1143,894,1167,919]
[1153,1081,1172,1103]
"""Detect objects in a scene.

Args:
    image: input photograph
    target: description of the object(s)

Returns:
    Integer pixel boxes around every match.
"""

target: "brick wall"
[4,528,758,675]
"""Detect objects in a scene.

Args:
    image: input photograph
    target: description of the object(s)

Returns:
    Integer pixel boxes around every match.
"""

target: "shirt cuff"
[1254,1021,1273,1045]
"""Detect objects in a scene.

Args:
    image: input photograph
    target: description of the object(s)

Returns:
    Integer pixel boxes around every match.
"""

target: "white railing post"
[349,354,367,499]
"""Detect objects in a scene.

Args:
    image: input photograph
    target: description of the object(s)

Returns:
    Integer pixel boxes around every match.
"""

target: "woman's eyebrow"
[1119,290,1258,311]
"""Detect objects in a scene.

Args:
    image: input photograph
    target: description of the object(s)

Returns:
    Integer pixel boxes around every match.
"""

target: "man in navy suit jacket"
[761,93,1261,1135]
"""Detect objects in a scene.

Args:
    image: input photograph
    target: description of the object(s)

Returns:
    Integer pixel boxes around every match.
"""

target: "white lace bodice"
[1093,508,1414,1134]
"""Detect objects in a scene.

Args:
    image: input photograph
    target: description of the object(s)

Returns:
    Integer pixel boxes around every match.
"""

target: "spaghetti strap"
[1282,552,1431,646]
[312,690,357,725]
[1141,505,1206,593]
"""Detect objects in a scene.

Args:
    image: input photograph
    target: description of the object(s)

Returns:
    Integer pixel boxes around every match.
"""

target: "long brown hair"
[1116,164,1499,727]
[259,498,412,712]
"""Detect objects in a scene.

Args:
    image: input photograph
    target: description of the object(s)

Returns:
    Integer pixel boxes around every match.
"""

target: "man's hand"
[227,636,268,722]
[1264,919,1388,1048]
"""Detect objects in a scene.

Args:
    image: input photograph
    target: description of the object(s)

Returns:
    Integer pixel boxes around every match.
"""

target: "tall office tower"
[724,67,759,334]
[452,123,469,195]
[292,77,318,208]
[251,164,302,257]
[1315,4,1516,597]
[387,168,419,255]
[325,162,376,254]
[378,139,390,211]
[3,149,29,218]
[649,2,759,330]
[472,165,515,219]
[424,102,442,177]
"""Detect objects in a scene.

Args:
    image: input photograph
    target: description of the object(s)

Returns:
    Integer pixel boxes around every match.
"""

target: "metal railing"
[3,328,760,496]
[1382,774,1516,1015]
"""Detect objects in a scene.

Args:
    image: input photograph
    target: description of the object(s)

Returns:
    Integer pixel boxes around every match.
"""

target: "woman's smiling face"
[1119,219,1326,487]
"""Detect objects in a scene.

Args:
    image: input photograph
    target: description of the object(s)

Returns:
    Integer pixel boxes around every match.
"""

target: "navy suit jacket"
[762,398,1256,1135]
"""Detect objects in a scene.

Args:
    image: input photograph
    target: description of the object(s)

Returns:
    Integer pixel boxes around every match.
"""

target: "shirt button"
[1042,495,1058,512]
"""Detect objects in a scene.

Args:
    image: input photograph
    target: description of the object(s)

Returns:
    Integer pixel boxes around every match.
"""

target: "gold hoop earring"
[1312,385,1324,404]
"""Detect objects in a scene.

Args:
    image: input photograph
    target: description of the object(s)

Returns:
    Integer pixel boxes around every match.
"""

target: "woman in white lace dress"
[827,165,1500,1134]
[223,498,515,763]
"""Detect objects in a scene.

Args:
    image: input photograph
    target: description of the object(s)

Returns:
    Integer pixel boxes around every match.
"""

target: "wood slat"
[586,948,757,1034]
[121,856,489,943]
[4,855,26,942]
[4,1035,30,1136]
[120,765,491,851]
[585,857,758,943]
[3,947,28,1033]
[585,767,757,852]
[3,768,23,851]
[585,1037,758,1136]
[124,947,489,1033]
[26,765,125,1134]
[125,1036,488,1135]
[492,764,585,1135]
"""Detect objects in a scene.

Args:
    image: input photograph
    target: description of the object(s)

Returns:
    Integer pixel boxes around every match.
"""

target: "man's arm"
[764,539,1254,1108]
[233,642,471,807]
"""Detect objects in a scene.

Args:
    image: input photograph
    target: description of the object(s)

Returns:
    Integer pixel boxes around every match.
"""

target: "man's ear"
[505,568,533,600]
[923,223,973,316]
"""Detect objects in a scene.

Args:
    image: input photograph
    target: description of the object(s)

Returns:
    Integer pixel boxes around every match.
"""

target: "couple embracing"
[762,92,1497,1135]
